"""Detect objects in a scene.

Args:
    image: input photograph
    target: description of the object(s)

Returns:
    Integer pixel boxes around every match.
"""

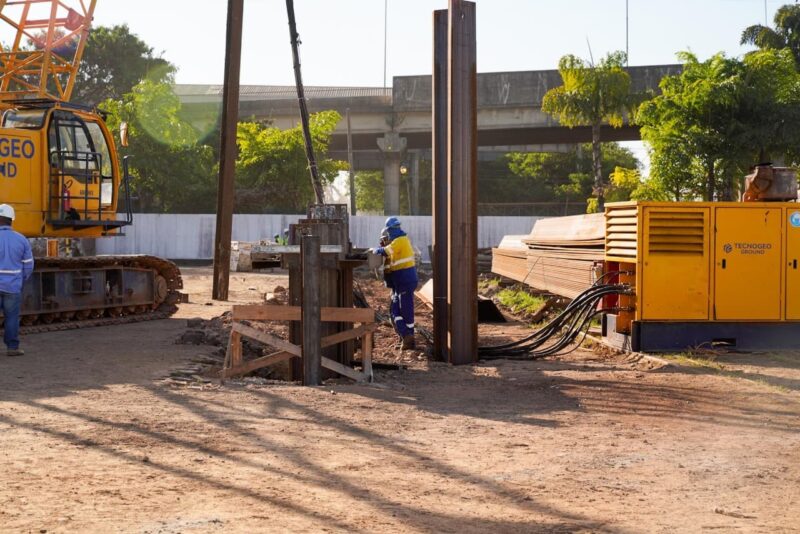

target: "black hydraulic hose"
[478,284,630,360]
[480,284,626,351]
[485,295,612,358]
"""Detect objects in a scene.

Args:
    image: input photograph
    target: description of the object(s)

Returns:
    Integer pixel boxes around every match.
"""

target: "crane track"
[4,255,185,335]
[18,304,178,335]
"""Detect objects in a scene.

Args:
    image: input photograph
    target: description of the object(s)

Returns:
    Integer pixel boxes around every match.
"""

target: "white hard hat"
[0,204,14,220]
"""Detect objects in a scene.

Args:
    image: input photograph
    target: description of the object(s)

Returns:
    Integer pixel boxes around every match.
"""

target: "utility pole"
[212,0,244,301]
[625,0,629,66]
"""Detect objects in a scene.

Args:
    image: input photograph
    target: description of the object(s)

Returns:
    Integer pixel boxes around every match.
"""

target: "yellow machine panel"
[714,207,782,320]
[785,208,800,319]
[0,130,39,205]
[641,207,710,320]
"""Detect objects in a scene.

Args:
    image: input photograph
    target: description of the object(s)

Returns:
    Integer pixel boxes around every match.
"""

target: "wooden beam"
[232,323,302,357]
[232,305,376,324]
[212,0,244,301]
[321,356,367,382]
[220,350,295,379]
[321,323,379,349]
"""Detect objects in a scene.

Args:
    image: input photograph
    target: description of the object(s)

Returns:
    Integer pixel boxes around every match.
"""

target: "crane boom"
[0,0,96,103]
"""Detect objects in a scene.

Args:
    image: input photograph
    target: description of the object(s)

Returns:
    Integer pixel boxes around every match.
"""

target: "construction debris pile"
[491,214,605,299]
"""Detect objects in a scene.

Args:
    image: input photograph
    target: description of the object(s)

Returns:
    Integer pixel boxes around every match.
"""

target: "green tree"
[354,169,421,215]
[235,111,347,213]
[504,143,640,212]
[102,80,217,213]
[602,167,668,204]
[355,171,386,214]
[542,51,633,210]
[741,4,800,65]
[638,50,800,201]
[76,25,173,106]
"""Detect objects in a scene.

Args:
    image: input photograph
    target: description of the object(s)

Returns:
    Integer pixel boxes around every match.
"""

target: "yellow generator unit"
[602,201,800,352]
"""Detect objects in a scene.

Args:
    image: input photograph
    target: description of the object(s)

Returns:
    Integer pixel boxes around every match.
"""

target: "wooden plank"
[232,322,302,356]
[234,305,300,321]
[220,350,295,379]
[232,305,375,324]
[321,307,376,324]
[321,356,366,382]
[250,244,343,254]
[321,323,379,349]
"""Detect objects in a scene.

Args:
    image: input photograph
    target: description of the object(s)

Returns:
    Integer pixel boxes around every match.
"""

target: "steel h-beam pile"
[492,214,605,299]
[432,0,478,365]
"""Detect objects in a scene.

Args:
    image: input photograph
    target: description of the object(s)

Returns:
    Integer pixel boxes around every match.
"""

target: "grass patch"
[664,353,726,371]
[664,353,795,394]
[478,277,502,293]
[497,288,547,316]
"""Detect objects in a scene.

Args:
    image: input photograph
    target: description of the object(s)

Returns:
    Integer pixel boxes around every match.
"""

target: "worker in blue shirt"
[372,217,418,350]
[0,204,34,357]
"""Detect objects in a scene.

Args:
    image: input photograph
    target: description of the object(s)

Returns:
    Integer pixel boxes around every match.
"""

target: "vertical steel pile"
[433,0,478,365]
[431,9,449,362]
[286,204,358,381]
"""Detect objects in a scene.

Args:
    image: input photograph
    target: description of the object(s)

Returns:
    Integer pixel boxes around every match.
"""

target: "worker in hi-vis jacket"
[372,217,418,350]
[0,204,34,357]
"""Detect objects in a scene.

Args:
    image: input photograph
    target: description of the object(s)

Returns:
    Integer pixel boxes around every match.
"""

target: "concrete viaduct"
[176,64,681,214]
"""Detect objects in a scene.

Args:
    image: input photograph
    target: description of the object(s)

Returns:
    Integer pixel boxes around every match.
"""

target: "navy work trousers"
[0,291,21,350]
[390,286,415,338]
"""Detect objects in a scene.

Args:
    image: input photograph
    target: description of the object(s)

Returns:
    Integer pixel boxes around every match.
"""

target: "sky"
[88,0,779,87]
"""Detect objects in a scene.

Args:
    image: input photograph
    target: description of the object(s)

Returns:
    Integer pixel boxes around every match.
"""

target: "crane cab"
[0,101,132,238]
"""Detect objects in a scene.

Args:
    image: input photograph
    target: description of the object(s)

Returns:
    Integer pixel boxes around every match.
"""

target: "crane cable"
[286,0,326,204]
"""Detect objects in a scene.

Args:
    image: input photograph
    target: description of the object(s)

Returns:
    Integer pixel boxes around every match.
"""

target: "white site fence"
[95,214,542,262]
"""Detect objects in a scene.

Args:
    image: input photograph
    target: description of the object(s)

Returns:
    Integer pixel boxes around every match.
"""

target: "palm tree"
[542,51,632,211]
[741,4,800,65]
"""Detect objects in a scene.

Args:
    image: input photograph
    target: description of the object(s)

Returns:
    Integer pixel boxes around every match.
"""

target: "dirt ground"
[1,266,799,533]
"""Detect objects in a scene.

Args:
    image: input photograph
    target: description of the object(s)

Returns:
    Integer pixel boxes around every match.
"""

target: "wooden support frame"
[221,305,377,383]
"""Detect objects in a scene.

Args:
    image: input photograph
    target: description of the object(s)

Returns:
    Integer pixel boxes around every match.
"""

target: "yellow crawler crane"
[0,0,181,328]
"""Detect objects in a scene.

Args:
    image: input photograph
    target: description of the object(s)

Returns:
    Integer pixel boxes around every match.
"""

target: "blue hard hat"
[384,216,402,229]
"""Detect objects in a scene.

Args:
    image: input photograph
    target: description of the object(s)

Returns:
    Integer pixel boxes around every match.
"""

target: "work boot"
[401,335,416,350]
[6,348,24,357]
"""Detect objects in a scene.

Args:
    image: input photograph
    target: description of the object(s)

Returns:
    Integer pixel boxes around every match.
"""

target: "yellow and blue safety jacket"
[0,226,34,294]
[376,228,418,289]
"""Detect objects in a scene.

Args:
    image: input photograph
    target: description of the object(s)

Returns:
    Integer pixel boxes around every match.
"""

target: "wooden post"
[230,331,243,368]
[447,0,478,365]
[302,235,322,386]
[362,332,373,382]
[212,0,244,301]
[432,8,450,362]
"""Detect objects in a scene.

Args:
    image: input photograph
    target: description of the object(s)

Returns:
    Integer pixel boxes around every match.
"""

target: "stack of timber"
[492,214,605,299]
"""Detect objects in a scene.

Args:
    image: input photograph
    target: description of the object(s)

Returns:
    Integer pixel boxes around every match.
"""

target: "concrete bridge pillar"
[377,132,407,215]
